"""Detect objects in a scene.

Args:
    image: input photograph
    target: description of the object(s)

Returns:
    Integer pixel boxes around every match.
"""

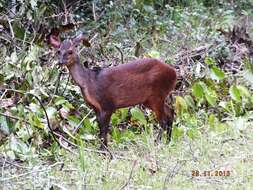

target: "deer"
[49,33,177,150]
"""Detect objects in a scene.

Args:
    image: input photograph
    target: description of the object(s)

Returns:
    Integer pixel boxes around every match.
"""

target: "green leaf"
[24,45,41,64]
[13,23,25,39]
[186,128,199,140]
[111,127,121,143]
[205,93,217,106]
[0,116,10,135]
[250,95,253,104]
[6,150,16,160]
[16,124,33,141]
[67,115,80,127]
[9,134,29,156]
[55,97,67,105]
[130,107,147,125]
[119,108,129,121]
[208,114,215,128]
[172,127,184,141]
[145,50,160,58]
[198,81,208,91]
[204,56,215,65]
[237,85,250,98]
[111,108,129,127]
[201,84,217,106]
[143,5,155,13]
[219,101,230,112]
[215,123,227,132]
[192,82,204,98]
[175,96,188,113]
[83,119,94,132]
[210,66,225,80]
[229,85,241,102]
[111,113,121,127]
[29,114,44,129]
[0,74,4,85]
[184,95,195,108]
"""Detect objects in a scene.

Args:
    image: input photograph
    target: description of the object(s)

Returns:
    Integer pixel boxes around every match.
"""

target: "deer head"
[49,33,91,67]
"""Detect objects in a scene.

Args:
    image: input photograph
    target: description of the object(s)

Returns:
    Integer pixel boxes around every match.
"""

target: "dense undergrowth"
[1,0,253,189]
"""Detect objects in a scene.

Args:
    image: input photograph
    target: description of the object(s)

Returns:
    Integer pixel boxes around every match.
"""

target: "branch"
[60,73,70,96]
[53,131,135,161]
[115,45,124,64]
[163,161,180,190]
[134,42,141,57]
[120,160,137,190]
[0,112,30,125]
[72,109,93,134]
[48,68,63,105]
[28,93,60,146]
[61,0,68,24]
[0,162,63,182]
[6,16,14,39]
[92,1,96,22]
[99,44,109,60]
[2,89,60,146]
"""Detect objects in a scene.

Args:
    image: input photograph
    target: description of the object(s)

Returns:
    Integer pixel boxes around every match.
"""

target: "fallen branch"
[2,89,60,146]
[0,112,30,125]
[120,160,137,190]
[92,1,96,22]
[53,131,135,161]
[72,109,93,134]
[163,161,181,190]
[174,44,214,63]
[0,162,63,182]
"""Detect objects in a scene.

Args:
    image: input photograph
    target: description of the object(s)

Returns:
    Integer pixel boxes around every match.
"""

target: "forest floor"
[1,117,253,190]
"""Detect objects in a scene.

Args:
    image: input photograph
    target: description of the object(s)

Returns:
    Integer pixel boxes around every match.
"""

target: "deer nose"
[59,57,65,65]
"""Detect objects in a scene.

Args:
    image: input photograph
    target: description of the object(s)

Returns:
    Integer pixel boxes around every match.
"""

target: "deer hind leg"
[164,104,174,143]
[144,99,168,144]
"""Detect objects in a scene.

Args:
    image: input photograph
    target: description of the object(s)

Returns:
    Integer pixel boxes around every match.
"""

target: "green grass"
[1,117,253,190]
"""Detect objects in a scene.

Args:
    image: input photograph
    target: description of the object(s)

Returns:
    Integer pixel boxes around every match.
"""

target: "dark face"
[58,40,77,67]
[49,33,91,66]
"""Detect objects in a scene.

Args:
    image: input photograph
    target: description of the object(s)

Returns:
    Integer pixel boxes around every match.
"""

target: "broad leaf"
[130,107,147,125]
[192,82,204,98]
[229,85,241,102]
[210,66,225,80]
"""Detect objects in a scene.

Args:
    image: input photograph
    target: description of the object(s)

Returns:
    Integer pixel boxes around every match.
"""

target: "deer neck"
[67,56,93,88]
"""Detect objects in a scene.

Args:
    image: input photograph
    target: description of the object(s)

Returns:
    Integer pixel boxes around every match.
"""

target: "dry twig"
[120,160,137,190]
[115,45,124,64]
[0,162,63,182]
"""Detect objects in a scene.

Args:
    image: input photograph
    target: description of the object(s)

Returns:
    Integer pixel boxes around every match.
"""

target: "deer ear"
[48,34,61,48]
[73,33,91,47]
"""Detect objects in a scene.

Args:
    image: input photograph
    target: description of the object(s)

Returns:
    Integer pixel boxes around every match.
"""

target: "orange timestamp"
[192,170,231,177]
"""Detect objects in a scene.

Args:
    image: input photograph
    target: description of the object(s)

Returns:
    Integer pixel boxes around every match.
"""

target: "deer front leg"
[98,110,112,150]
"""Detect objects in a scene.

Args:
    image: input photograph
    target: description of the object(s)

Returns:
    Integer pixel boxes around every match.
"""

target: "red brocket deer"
[49,33,177,150]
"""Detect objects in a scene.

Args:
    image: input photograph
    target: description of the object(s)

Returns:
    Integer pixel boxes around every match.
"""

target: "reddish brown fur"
[49,33,177,150]
[86,58,176,111]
